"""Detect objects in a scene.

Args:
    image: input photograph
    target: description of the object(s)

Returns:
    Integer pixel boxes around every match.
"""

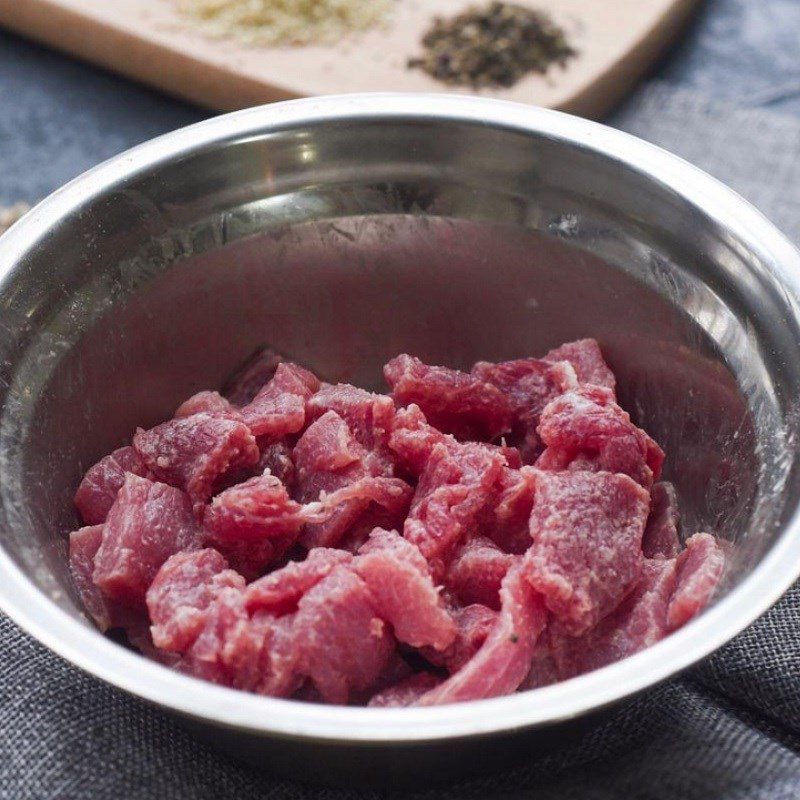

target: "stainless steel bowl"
[2,94,800,785]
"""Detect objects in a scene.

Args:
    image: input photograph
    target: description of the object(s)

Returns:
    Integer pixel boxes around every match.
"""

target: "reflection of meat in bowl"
[1,95,800,784]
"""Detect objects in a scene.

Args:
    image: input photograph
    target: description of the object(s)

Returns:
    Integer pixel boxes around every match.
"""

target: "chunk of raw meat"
[421,603,498,674]
[294,565,394,704]
[240,363,320,440]
[536,385,664,488]
[368,672,443,708]
[354,529,456,650]
[445,537,515,610]
[545,338,616,392]
[245,548,353,614]
[294,411,411,549]
[388,404,450,475]
[643,482,681,559]
[419,564,546,704]
[146,549,245,652]
[175,391,238,420]
[307,383,395,458]
[223,347,284,406]
[482,466,537,554]
[74,446,151,525]
[667,533,725,630]
[384,354,513,441]
[133,413,259,506]
[257,441,296,488]
[93,474,204,605]
[551,557,677,679]
[404,441,506,578]
[69,525,135,631]
[523,470,649,636]
[472,357,578,461]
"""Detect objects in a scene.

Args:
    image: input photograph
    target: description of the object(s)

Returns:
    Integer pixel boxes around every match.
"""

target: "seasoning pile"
[175,0,391,46]
[69,339,725,706]
[408,2,576,89]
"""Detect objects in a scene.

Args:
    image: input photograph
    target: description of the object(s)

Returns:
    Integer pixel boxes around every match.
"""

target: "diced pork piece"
[368,672,443,708]
[389,404,451,476]
[354,529,456,651]
[536,385,664,488]
[445,537,515,610]
[294,566,394,704]
[245,548,353,614]
[257,440,296,488]
[643,482,681,559]
[667,533,725,631]
[551,557,677,679]
[93,474,203,605]
[294,411,412,549]
[133,413,259,507]
[472,357,578,461]
[419,564,547,705]
[384,354,513,441]
[74,446,151,525]
[146,549,245,652]
[69,525,135,631]
[421,603,498,674]
[307,383,396,458]
[404,441,506,578]
[223,347,284,406]
[544,338,616,392]
[482,466,537,554]
[523,470,649,636]
[175,391,239,420]
[239,362,320,440]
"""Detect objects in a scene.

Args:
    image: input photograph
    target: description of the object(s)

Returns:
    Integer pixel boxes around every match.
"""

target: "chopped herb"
[408,2,576,90]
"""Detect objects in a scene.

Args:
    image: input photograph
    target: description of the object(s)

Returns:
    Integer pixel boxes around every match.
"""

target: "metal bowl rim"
[1,92,800,745]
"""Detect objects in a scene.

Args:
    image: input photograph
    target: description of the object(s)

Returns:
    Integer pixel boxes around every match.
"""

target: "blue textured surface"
[0,0,799,202]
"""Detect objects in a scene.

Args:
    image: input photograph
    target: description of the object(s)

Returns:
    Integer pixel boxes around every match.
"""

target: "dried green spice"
[408,2,576,89]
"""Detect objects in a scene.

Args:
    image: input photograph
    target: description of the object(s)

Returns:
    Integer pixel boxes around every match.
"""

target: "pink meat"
[404,441,506,578]
[551,557,677,679]
[175,391,239,420]
[667,532,725,630]
[523,470,649,636]
[294,565,394,704]
[133,413,259,507]
[421,603,498,673]
[384,354,513,441]
[368,672,443,708]
[354,528,456,651]
[146,549,245,652]
[74,446,151,525]
[520,632,560,690]
[482,466,537,554]
[643,481,681,559]
[307,382,396,460]
[472,356,578,461]
[419,564,546,705]
[93,474,204,605]
[257,440,296,488]
[223,348,284,406]
[389,404,451,476]
[536,385,664,488]
[245,548,353,614]
[240,362,320,440]
[294,411,411,549]
[544,338,616,392]
[69,525,134,631]
[445,536,515,610]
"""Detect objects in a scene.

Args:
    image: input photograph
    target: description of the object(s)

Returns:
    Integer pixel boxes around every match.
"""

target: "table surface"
[1,0,799,206]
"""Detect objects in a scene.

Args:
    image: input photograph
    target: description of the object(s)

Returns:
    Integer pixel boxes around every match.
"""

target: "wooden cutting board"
[0,0,698,118]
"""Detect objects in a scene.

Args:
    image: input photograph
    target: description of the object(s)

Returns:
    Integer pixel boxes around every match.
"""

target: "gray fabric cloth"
[3,83,800,798]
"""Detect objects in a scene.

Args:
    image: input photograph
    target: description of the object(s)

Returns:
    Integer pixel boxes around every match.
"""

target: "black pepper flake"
[509,633,519,644]
[408,2,576,90]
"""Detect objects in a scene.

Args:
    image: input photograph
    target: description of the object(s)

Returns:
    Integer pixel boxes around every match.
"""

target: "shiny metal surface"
[1,94,800,779]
